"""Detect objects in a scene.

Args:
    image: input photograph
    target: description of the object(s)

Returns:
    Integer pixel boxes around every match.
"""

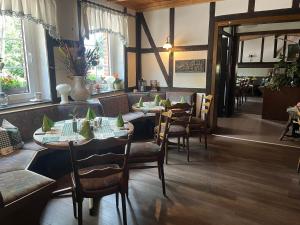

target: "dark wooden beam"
[126,47,136,52]
[169,8,175,87]
[240,41,244,63]
[248,0,255,14]
[215,8,300,23]
[273,35,278,58]
[141,45,208,53]
[283,34,287,57]
[238,62,276,68]
[237,29,300,37]
[136,13,142,87]
[292,0,300,8]
[260,37,265,62]
[45,32,58,103]
[140,13,170,86]
[206,2,216,94]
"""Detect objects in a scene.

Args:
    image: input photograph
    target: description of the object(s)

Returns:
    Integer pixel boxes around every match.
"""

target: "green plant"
[58,41,100,77]
[0,75,26,91]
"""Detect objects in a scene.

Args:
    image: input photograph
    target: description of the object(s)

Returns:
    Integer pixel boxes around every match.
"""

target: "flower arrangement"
[58,41,100,77]
[113,73,122,90]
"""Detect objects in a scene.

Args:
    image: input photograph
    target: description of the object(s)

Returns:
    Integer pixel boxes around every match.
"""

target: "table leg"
[280,117,292,141]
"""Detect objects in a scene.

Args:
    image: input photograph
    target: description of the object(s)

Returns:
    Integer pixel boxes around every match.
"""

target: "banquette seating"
[0,102,103,225]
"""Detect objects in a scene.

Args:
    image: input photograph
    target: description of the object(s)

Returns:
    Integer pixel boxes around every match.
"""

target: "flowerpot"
[70,76,90,101]
[4,87,27,95]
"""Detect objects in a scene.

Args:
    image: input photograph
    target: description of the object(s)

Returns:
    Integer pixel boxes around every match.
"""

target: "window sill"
[90,89,125,98]
[0,100,52,114]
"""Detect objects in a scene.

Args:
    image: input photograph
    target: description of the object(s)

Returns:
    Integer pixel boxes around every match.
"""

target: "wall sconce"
[163,36,172,50]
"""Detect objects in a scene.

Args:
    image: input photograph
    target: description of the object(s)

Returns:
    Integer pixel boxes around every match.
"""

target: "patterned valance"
[0,0,59,39]
[81,2,129,46]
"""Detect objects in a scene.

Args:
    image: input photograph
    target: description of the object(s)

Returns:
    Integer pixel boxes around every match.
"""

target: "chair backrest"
[199,95,213,120]
[69,135,132,195]
[156,110,172,146]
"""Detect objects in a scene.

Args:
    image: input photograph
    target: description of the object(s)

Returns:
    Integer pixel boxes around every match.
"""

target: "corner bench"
[0,101,104,225]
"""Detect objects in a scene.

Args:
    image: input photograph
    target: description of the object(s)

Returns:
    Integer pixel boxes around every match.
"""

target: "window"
[84,32,125,94]
[0,16,51,105]
[0,16,28,95]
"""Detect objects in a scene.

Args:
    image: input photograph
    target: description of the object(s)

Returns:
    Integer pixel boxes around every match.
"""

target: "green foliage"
[0,75,27,91]
[1,17,25,78]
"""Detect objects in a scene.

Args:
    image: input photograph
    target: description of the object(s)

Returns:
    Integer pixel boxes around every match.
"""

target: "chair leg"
[199,135,202,143]
[204,133,208,149]
[159,162,166,196]
[183,137,186,147]
[297,157,300,173]
[71,190,77,219]
[177,137,180,152]
[158,161,162,180]
[78,199,83,225]
[187,137,190,162]
[121,193,127,225]
[165,140,169,164]
[116,192,119,208]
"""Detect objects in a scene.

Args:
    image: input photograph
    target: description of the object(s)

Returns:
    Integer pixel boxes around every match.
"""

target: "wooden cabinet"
[262,87,300,121]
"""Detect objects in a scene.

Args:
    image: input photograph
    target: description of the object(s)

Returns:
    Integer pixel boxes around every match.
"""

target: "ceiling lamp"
[163,36,172,50]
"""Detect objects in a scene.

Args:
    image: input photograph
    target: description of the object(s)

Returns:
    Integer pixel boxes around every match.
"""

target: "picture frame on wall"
[175,59,206,73]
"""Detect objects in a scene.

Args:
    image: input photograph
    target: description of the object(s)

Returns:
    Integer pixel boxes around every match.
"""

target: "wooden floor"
[41,136,300,225]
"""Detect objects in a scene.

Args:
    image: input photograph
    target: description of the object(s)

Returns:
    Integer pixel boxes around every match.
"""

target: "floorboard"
[41,136,300,225]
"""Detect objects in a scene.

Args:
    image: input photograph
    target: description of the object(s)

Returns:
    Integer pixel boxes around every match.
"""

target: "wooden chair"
[161,104,193,163]
[128,110,171,196]
[189,95,213,149]
[68,135,132,225]
[297,157,300,173]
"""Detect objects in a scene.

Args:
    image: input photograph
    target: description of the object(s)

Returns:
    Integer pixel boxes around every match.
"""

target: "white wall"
[215,0,249,16]
[173,51,207,88]
[142,53,169,87]
[174,3,209,46]
[255,0,293,11]
[142,9,169,48]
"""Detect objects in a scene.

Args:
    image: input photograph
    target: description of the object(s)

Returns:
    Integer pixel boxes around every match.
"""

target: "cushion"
[2,119,24,150]
[156,123,186,135]
[23,141,46,152]
[122,112,145,122]
[99,94,129,117]
[0,170,54,205]
[129,142,160,160]
[0,129,14,156]
[0,150,37,173]
[74,164,122,191]
[166,91,195,105]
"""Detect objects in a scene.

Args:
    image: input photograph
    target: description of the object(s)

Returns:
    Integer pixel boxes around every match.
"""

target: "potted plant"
[58,41,100,101]
[113,73,123,90]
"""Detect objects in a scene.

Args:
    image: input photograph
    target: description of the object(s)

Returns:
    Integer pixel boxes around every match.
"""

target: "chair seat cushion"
[23,141,46,152]
[0,150,37,173]
[0,170,54,205]
[129,142,160,159]
[123,112,145,122]
[75,164,122,191]
[190,117,205,130]
[155,123,186,135]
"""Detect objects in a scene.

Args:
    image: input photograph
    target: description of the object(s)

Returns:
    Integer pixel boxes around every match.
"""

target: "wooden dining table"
[33,117,134,198]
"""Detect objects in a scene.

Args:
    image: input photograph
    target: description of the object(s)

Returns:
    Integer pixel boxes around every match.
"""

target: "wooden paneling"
[109,0,221,12]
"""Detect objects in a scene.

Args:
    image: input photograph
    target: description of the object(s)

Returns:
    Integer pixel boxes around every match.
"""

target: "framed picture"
[175,59,206,73]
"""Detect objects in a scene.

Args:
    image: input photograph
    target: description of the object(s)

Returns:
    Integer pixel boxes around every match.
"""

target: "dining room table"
[33,117,134,198]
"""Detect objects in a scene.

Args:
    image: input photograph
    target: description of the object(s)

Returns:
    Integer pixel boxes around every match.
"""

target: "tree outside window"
[0,16,28,95]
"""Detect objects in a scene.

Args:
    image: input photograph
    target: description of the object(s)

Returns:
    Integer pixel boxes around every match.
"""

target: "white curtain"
[0,0,59,39]
[81,2,129,46]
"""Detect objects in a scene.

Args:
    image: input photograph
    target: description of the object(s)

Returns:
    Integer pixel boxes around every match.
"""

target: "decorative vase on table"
[70,76,90,101]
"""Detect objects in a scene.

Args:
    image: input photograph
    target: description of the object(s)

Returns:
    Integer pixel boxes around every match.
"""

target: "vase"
[70,76,90,101]
[113,82,122,90]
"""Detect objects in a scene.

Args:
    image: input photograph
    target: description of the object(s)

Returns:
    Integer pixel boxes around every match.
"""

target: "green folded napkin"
[138,97,144,107]
[42,115,54,132]
[116,114,125,127]
[154,95,161,106]
[180,96,186,103]
[160,99,171,108]
[86,107,96,120]
[79,120,94,140]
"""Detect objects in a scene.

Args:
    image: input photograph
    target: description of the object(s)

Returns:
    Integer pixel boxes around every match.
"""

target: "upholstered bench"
[0,101,104,225]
